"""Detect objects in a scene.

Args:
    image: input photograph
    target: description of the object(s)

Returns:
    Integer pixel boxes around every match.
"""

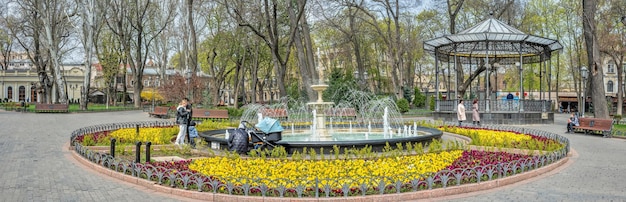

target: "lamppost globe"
[185,69,193,100]
[581,66,588,117]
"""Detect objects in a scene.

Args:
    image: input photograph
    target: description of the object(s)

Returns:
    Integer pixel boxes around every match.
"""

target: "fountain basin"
[199,126,443,154]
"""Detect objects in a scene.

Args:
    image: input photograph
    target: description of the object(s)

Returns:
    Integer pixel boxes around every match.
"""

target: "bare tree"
[105,0,175,107]
[40,0,75,104]
[0,4,12,70]
[6,0,73,104]
[75,0,104,109]
[225,0,307,99]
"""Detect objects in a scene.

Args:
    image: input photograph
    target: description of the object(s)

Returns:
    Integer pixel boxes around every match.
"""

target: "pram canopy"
[255,117,284,134]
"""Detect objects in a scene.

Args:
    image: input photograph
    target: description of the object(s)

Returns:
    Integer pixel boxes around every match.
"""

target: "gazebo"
[423,17,563,124]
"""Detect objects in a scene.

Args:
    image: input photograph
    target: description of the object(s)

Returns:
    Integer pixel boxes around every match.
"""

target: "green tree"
[413,87,426,108]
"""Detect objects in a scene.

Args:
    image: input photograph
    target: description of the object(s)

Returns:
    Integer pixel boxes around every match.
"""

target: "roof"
[423,18,563,65]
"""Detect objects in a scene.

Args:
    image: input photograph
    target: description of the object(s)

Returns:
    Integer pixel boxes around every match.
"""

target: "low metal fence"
[70,120,569,198]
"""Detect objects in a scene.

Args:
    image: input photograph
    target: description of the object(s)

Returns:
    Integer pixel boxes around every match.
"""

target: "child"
[188,121,199,148]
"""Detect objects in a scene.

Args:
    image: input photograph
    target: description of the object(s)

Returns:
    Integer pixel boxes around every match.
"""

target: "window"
[19,86,25,101]
[607,80,614,92]
[608,62,615,73]
[7,86,12,101]
[31,86,37,102]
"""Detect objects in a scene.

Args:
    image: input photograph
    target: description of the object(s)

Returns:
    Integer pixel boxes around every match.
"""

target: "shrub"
[396,98,410,113]
[429,95,435,111]
[412,87,426,108]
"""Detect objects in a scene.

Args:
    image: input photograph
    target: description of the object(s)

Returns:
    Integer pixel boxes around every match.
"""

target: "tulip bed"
[440,126,565,151]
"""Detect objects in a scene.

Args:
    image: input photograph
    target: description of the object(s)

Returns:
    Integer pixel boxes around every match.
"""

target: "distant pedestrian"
[472,99,480,125]
[457,99,466,126]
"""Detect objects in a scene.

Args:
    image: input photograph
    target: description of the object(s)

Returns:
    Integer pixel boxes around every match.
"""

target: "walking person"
[472,99,480,125]
[457,99,466,126]
[175,98,191,146]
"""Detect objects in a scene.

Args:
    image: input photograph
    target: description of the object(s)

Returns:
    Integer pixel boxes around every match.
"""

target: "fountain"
[199,50,443,154]
[306,50,334,140]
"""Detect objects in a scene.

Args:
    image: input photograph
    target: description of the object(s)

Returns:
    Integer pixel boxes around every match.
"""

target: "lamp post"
[151,76,159,111]
[185,69,192,100]
[580,66,588,117]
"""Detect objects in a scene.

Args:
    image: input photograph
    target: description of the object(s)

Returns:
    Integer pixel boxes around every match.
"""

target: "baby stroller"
[242,117,283,150]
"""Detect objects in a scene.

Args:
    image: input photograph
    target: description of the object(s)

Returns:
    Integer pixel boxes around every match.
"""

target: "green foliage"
[429,95,435,111]
[402,86,412,102]
[82,135,95,146]
[324,68,359,104]
[413,87,426,108]
[396,98,410,113]
[225,107,244,118]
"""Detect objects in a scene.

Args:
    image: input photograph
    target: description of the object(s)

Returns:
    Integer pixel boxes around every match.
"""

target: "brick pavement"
[434,113,626,202]
[0,110,189,202]
[1,110,624,202]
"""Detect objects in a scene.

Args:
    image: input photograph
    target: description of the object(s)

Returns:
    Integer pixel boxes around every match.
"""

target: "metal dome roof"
[423,18,563,65]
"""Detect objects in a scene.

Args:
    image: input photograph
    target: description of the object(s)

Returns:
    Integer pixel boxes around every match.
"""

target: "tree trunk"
[582,0,609,118]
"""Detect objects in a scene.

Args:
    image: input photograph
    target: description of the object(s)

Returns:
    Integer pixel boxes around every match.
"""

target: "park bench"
[573,117,613,138]
[192,108,229,121]
[325,108,357,119]
[261,108,288,121]
[149,106,169,118]
[34,103,69,113]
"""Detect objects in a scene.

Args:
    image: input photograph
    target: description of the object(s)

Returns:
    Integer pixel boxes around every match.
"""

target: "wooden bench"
[149,106,169,118]
[35,103,69,113]
[192,108,229,121]
[261,108,288,120]
[573,118,613,138]
[325,108,357,119]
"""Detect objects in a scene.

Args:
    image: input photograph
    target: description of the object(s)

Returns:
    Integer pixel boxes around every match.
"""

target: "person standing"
[457,99,466,126]
[472,99,480,125]
[175,98,191,146]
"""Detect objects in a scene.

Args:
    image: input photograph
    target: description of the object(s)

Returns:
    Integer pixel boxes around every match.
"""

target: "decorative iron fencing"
[70,120,569,198]
[438,100,553,112]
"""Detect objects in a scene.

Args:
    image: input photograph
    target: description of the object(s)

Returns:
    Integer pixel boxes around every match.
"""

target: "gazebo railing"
[438,100,552,112]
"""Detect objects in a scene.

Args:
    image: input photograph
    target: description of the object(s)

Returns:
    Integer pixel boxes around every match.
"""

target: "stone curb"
[69,141,569,201]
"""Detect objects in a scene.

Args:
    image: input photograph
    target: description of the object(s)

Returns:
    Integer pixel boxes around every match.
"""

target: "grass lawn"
[23,103,139,112]
[612,124,626,137]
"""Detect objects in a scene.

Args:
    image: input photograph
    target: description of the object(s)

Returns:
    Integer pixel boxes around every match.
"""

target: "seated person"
[566,113,579,133]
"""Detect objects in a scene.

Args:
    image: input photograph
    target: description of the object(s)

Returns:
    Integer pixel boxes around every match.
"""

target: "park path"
[1,110,624,202]
[434,113,626,202]
[0,110,190,202]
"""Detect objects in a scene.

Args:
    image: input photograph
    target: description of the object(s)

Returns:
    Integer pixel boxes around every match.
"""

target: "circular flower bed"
[72,122,569,198]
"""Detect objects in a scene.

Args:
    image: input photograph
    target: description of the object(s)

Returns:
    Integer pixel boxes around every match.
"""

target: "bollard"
[136,124,140,136]
[110,138,117,157]
[145,142,152,163]
[135,141,142,163]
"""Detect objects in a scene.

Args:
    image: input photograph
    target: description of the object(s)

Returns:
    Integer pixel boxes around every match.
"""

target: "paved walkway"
[0,110,624,201]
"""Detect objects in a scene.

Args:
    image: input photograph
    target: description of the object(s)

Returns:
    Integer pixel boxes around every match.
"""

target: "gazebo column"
[541,55,546,112]
[435,52,440,112]
[485,47,490,113]
[454,54,458,101]
[518,51,524,112]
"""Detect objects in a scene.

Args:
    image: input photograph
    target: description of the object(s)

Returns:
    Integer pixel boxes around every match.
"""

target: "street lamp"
[581,66,588,117]
[185,69,193,100]
[151,75,160,111]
